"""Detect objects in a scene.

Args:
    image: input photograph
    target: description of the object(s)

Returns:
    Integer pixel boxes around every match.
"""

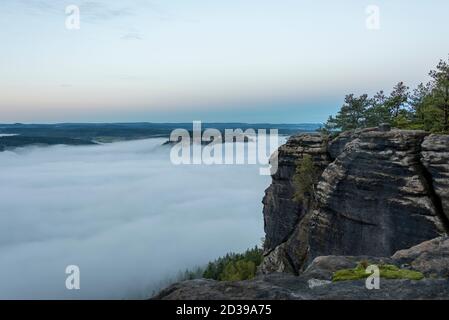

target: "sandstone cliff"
[155,127,449,300]
[261,127,449,274]
[262,134,331,252]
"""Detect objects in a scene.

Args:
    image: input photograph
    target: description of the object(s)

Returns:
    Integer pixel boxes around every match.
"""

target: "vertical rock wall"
[261,128,449,274]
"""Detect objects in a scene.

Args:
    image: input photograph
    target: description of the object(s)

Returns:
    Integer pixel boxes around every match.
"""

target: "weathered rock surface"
[261,128,448,274]
[262,134,330,251]
[327,128,373,159]
[392,236,449,277]
[155,275,449,300]
[154,238,449,300]
[309,130,443,259]
[421,134,449,225]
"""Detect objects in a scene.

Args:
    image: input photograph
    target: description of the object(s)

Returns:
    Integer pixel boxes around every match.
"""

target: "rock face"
[262,134,330,251]
[154,238,449,300]
[154,273,449,300]
[154,128,449,300]
[310,130,443,259]
[421,134,449,226]
[261,128,448,274]
[392,236,449,278]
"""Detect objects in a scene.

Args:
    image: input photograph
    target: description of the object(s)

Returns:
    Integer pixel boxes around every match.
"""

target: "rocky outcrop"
[155,273,449,300]
[155,128,449,300]
[262,134,330,251]
[326,125,389,159]
[392,236,449,278]
[421,134,449,226]
[309,130,443,258]
[261,128,448,274]
[155,238,449,300]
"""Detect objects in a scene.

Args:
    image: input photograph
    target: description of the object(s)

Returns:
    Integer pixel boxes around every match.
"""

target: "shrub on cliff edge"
[293,154,318,205]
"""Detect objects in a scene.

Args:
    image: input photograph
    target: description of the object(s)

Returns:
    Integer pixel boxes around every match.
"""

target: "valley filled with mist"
[0,137,283,299]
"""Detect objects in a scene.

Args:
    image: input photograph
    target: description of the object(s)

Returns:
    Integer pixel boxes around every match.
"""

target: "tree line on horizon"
[321,56,449,133]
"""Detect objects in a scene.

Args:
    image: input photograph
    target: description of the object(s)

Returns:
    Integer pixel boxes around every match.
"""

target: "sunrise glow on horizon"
[1,0,449,123]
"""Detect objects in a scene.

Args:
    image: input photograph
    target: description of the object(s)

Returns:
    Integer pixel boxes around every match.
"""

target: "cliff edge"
[261,127,448,274]
[155,127,449,300]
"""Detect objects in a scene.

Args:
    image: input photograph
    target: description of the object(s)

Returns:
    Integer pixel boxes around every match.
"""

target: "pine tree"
[429,58,449,131]
[293,154,318,205]
[333,94,370,131]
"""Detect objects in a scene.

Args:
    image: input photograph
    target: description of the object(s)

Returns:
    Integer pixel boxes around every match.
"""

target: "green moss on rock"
[332,262,424,282]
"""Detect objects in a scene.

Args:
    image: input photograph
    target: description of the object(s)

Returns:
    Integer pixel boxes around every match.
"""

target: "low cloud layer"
[0,138,277,299]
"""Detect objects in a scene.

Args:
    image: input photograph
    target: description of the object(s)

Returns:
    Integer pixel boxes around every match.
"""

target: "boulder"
[392,236,449,277]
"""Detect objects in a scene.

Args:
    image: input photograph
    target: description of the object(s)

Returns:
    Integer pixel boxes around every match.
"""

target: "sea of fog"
[0,137,285,299]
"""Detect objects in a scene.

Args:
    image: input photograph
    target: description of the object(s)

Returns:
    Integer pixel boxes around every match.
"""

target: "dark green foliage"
[428,58,449,131]
[203,246,263,281]
[385,82,410,119]
[221,260,256,281]
[333,94,371,131]
[365,91,390,127]
[293,154,318,204]
[323,56,449,133]
[0,135,96,150]
[176,267,205,282]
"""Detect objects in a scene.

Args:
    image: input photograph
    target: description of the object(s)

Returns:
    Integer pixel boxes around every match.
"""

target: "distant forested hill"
[0,123,321,150]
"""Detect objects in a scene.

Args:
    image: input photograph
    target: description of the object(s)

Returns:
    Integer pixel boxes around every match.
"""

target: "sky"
[1,0,449,123]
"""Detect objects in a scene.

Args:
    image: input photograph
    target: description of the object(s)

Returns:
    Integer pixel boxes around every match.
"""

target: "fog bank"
[0,138,278,299]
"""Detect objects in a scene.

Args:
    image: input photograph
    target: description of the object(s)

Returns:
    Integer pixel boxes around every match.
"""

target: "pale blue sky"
[1,0,449,123]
